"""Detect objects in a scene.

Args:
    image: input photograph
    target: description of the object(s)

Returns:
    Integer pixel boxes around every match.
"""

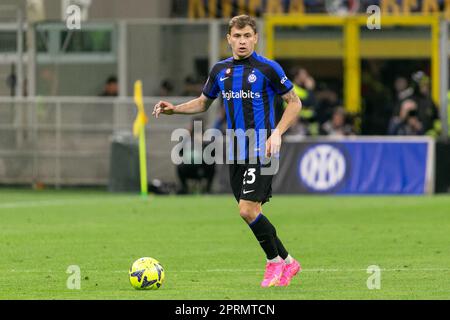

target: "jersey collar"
[232,51,257,65]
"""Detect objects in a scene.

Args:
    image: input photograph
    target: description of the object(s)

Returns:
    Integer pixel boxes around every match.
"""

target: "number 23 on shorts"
[243,168,256,186]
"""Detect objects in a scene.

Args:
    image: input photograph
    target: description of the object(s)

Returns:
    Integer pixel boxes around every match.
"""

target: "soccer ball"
[128,257,165,290]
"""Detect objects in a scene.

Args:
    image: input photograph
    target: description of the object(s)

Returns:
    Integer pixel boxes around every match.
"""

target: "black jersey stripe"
[241,66,255,160]
[241,66,255,129]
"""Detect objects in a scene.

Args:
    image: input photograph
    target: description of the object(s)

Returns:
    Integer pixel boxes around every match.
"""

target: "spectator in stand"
[410,71,440,135]
[394,76,414,105]
[315,82,341,126]
[158,79,175,96]
[388,99,424,135]
[176,118,215,194]
[99,75,118,96]
[360,60,393,135]
[292,67,316,108]
[288,67,317,135]
[392,76,414,117]
[182,75,203,96]
[321,107,355,136]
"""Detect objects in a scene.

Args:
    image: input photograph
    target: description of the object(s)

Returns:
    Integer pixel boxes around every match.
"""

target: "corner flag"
[133,80,148,196]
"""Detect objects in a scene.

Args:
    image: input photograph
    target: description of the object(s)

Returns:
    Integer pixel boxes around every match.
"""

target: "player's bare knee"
[239,209,253,222]
[238,202,259,223]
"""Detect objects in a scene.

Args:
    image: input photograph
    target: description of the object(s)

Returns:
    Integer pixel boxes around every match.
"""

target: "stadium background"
[0,0,450,300]
[0,0,449,194]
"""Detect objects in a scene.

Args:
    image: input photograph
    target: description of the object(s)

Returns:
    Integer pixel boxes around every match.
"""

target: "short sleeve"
[267,61,293,96]
[202,65,221,99]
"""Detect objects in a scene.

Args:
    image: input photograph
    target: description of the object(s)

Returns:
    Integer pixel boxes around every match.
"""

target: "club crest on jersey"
[247,73,257,84]
[226,68,231,75]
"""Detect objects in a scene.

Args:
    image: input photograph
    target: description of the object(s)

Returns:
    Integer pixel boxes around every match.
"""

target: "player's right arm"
[153,63,222,118]
[152,94,215,118]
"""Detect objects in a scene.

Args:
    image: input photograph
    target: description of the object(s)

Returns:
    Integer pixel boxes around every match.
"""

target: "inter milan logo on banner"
[299,144,346,191]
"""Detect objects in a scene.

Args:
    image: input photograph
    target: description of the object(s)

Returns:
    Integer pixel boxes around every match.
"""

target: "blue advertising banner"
[273,137,434,195]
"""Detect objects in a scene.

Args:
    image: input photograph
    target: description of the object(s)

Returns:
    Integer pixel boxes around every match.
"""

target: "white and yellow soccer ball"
[129,257,165,290]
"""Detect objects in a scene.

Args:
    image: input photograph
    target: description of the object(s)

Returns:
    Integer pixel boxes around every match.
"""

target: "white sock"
[267,256,282,263]
[284,255,294,264]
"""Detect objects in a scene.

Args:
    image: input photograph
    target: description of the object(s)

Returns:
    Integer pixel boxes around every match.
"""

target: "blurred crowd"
[166,65,444,194]
[281,65,440,137]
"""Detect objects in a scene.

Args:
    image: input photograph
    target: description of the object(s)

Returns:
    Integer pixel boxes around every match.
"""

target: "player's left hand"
[265,129,281,158]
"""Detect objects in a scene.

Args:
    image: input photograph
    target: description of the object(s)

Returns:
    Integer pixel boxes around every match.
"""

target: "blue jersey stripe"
[251,68,266,158]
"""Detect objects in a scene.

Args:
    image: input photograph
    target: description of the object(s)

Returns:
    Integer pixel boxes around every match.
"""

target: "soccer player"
[152,15,302,287]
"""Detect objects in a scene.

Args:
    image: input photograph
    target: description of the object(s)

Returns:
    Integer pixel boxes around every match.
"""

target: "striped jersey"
[202,51,293,160]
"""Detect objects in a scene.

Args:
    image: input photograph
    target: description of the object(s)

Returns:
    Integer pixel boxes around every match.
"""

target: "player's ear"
[226,33,231,45]
[254,32,258,44]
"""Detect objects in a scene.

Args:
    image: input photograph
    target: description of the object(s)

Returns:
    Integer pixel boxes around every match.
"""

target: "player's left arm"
[265,89,302,157]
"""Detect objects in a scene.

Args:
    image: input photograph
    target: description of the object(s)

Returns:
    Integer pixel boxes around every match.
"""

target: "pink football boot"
[277,259,301,286]
[261,261,284,287]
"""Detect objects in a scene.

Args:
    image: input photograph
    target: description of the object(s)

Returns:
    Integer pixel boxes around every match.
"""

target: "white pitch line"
[0,197,133,209]
[5,268,450,273]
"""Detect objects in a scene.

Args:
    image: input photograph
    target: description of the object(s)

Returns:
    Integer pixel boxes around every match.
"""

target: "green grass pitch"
[0,189,449,300]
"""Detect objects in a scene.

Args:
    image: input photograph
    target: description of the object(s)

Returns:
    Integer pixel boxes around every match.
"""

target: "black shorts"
[229,161,274,205]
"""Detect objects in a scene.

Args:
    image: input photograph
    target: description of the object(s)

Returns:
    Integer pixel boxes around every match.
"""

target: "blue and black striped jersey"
[202,51,293,160]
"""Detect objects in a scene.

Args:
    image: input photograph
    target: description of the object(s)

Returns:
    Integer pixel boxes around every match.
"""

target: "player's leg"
[240,161,301,286]
[238,199,284,287]
[274,228,301,286]
[238,200,279,260]
[260,184,291,262]
[260,193,301,287]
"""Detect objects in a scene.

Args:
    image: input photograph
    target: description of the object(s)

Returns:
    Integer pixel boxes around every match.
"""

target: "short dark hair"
[228,15,257,35]
[106,75,117,84]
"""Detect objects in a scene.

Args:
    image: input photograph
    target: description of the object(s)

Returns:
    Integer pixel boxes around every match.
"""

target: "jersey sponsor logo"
[280,76,288,85]
[299,144,346,191]
[221,90,261,100]
[247,73,257,83]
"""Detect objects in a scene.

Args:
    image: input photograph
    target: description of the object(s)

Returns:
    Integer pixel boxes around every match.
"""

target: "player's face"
[227,26,258,59]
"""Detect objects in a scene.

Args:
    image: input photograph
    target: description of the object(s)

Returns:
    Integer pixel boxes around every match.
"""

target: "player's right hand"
[152,101,175,118]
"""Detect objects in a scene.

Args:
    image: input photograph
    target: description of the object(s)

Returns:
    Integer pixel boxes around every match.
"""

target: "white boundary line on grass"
[6,268,450,273]
[0,198,133,209]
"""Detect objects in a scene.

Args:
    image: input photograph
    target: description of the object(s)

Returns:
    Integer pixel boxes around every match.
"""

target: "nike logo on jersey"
[243,190,255,194]
[220,77,229,81]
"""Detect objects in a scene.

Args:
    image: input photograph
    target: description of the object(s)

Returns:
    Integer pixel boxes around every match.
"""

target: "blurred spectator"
[100,75,118,96]
[292,67,316,108]
[391,76,415,124]
[315,82,341,126]
[182,75,203,96]
[410,71,440,135]
[158,79,174,96]
[394,76,414,104]
[288,67,317,135]
[388,99,424,135]
[361,60,393,135]
[176,118,215,194]
[6,64,16,96]
[321,107,355,136]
